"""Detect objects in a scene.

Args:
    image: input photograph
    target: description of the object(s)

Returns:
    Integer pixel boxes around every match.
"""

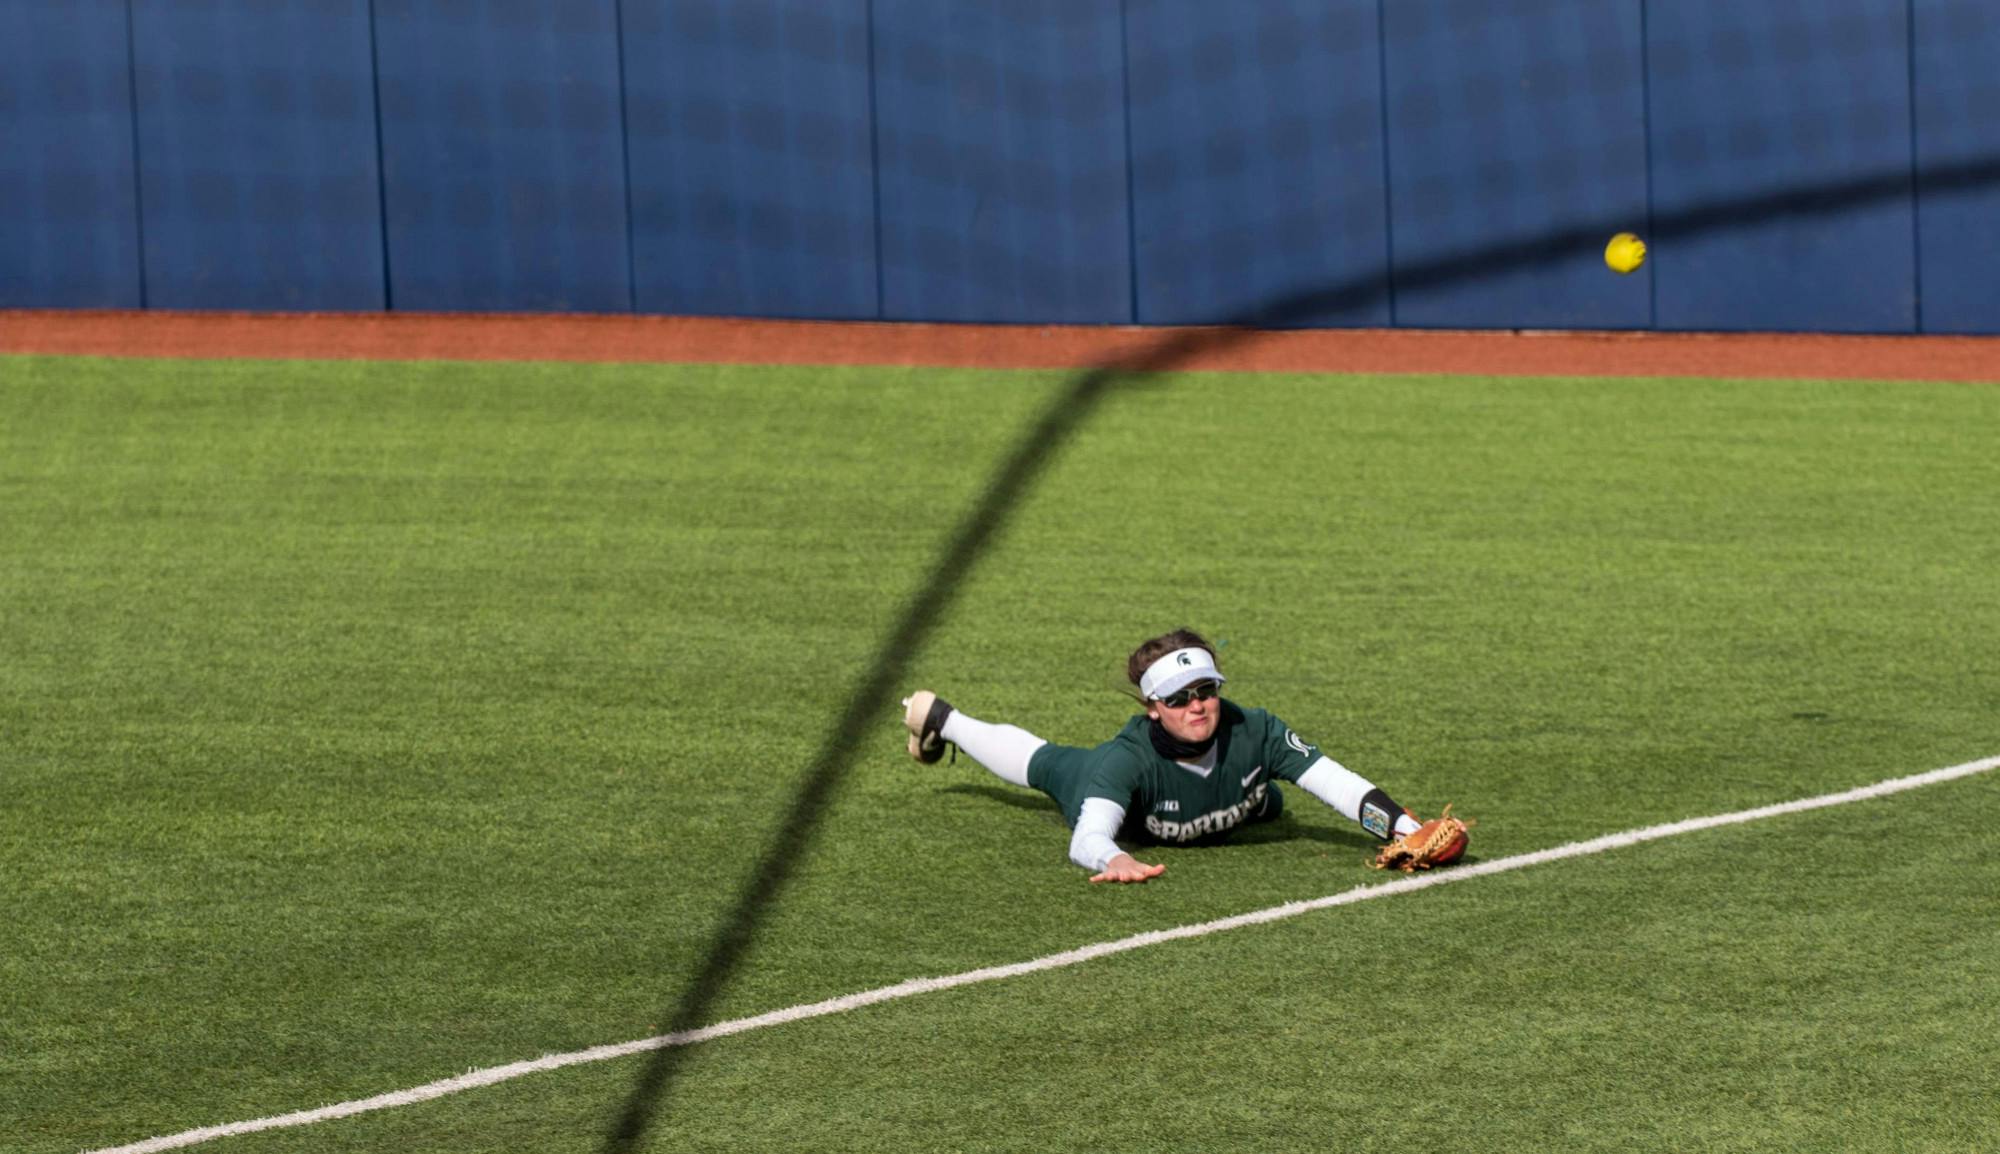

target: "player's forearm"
[1296,756,1420,839]
[1069,797,1129,870]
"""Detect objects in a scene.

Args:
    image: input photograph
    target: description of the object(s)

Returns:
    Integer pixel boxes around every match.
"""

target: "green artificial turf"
[2,354,1995,1153]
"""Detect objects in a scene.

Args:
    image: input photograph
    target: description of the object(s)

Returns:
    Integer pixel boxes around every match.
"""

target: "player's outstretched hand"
[1090,853,1166,884]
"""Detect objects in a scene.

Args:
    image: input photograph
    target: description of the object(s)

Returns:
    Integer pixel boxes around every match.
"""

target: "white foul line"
[88,752,2000,1154]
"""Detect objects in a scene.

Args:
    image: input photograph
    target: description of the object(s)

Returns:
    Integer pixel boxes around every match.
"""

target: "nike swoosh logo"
[1242,766,1262,787]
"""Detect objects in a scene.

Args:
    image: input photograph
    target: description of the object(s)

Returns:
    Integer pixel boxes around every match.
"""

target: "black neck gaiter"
[1147,718,1217,762]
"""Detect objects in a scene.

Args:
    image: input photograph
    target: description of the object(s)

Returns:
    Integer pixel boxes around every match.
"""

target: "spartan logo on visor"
[1140,647,1225,700]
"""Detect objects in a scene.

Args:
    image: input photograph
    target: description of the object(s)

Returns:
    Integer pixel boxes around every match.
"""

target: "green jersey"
[1027,698,1324,844]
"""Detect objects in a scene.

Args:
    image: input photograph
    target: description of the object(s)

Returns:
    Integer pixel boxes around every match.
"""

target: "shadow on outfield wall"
[604,153,2000,1151]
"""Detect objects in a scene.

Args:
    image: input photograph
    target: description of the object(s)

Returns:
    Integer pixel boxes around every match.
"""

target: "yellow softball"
[1605,232,1647,274]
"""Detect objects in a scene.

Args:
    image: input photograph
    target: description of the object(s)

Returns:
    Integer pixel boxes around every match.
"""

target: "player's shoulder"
[1101,714,1151,758]
[1222,698,1279,735]
[1225,700,1317,754]
[1110,711,1150,742]
[1091,718,1155,784]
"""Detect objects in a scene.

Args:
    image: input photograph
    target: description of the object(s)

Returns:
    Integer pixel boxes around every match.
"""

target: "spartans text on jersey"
[1145,783,1269,842]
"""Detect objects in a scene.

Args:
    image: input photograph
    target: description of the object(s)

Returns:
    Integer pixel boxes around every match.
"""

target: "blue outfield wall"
[0,0,139,308]
[1125,0,1391,328]
[1913,0,2000,335]
[129,0,383,311]
[622,0,877,320]
[1647,1,1916,333]
[1,0,1996,333]
[1382,0,1651,330]
[374,0,629,312]
[873,0,1131,325]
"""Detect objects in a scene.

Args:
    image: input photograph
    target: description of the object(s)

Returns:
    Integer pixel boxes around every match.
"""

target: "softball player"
[902,629,1429,883]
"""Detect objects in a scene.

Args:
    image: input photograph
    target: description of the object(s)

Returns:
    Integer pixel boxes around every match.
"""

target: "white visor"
[1139,647,1226,701]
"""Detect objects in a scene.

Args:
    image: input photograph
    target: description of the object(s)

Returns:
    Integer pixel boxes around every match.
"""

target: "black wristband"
[1358,788,1406,842]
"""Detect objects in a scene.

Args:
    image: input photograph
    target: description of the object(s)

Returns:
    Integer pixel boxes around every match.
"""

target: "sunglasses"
[1156,681,1220,709]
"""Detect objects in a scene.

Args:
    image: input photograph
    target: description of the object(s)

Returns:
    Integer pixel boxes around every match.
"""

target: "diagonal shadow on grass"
[604,153,2000,1152]
[936,782,1066,816]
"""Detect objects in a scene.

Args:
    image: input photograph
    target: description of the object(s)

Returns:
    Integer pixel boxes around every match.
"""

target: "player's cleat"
[901,691,955,764]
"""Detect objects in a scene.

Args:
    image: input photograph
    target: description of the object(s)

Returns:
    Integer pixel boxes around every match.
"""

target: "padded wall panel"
[1648,1,1915,333]
[0,0,140,307]
[872,0,1130,324]
[1125,0,1389,327]
[623,0,876,319]
[128,0,382,310]
[374,0,628,312]
[1382,0,1650,329]
[1912,0,2000,334]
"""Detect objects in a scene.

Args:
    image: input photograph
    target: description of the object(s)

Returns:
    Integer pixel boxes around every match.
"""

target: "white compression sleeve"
[1070,797,1128,871]
[1295,756,1373,819]
[1296,756,1423,835]
[939,711,1046,787]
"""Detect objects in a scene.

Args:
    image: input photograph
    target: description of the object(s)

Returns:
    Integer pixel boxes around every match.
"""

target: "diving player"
[901,628,1430,883]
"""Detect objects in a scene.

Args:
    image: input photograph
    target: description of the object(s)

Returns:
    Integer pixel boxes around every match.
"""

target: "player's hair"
[1125,628,1217,688]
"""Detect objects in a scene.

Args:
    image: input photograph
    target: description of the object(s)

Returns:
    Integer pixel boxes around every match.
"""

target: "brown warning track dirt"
[1,310,1994,382]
